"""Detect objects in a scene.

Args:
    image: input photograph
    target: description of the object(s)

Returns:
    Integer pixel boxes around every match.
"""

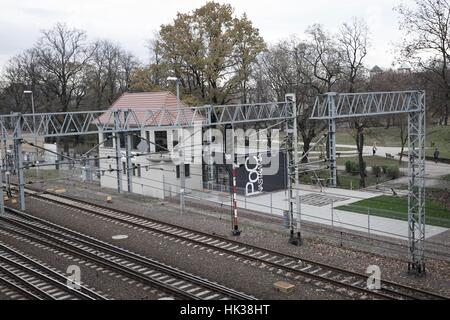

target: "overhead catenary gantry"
[311,90,427,274]
[0,100,298,238]
[0,90,428,275]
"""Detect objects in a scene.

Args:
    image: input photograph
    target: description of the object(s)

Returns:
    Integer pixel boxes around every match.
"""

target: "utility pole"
[124,109,133,193]
[285,94,301,246]
[326,92,337,187]
[24,90,39,177]
[230,126,240,236]
[13,113,25,210]
[114,110,123,193]
[168,76,185,215]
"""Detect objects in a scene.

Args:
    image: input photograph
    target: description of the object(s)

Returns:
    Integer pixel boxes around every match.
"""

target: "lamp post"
[23,90,39,176]
[167,77,185,214]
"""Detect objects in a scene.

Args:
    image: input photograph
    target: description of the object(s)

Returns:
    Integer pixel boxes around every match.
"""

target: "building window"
[176,164,190,178]
[103,133,113,147]
[172,130,179,148]
[146,131,150,150]
[155,131,168,152]
[132,134,141,150]
[137,164,141,177]
[119,133,125,148]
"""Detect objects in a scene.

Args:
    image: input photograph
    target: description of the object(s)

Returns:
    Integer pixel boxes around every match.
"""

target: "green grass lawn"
[337,175,390,189]
[336,125,450,159]
[443,174,450,181]
[336,156,404,168]
[337,195,450,228]
[299,169,391,190]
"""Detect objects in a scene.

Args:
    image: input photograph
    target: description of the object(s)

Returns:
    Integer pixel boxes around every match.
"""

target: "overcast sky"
[0,0,414,71]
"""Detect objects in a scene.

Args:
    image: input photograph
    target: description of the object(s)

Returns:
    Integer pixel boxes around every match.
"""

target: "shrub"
[346,160,367,176]
[386,165,400,179]
[382,165,389,174]
[345,161,353,173]
[372,165,381,177]
[350,162,359,176]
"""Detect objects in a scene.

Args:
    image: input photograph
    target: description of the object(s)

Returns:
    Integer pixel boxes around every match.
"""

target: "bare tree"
[35,23,97,112]
[395,0,450,125]
[87,40,121,109]
[304,24,342,93]
[1,49,46,113]
[117,51,140,95]
[338,17,369,93]
[338,18,370,187]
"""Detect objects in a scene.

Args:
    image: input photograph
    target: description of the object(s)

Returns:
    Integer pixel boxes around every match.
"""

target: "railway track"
[18,187,448,300]
[0,242,106,300]
[0,209,255,301]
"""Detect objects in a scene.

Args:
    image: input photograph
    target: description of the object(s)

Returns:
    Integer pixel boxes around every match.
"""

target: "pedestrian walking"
[434,147,440,163]
[372,145,377,156]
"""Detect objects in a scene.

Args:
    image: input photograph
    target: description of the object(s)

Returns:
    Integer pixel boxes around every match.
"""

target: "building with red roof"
[98,91,204,199]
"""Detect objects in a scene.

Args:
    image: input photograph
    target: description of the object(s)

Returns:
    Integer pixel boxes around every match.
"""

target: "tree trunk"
[445,91,449,126]
[302,137,312,164]
[355,125,366,188]
[399,145,405,163]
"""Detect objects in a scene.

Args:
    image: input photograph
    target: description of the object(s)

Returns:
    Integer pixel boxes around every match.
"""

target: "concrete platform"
[189,185,448,241]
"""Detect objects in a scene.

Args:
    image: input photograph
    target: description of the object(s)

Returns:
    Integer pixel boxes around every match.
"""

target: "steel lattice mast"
[311,90,426,274]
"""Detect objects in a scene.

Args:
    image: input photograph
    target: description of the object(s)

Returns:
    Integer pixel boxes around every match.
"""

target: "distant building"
[370,65,383,78]
[398,63,412,74]
[97,92,204,199]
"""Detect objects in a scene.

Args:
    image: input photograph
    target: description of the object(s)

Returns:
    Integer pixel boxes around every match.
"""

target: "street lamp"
[23,90,39,175]
[167,76,184,214]
[166,77,180,109]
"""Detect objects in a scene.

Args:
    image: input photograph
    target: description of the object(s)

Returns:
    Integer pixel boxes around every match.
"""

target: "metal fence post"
[331,200,334,229]
[245,193,247,209]
[270,192,273,215]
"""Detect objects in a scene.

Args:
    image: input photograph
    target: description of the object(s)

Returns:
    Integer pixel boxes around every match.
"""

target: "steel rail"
[21,188,448,300]
[0,243,106,300]
[0,210,255,300]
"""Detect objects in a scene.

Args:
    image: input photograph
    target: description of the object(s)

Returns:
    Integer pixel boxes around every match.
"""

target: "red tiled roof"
[110,91,187,110]
[98,92,204,127]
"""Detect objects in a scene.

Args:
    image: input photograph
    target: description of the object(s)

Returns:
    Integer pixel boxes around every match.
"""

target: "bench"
[385,153,395,159]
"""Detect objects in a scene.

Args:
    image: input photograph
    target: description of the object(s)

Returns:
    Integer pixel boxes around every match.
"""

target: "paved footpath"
[189,144,449,240]
[190,184,448,241]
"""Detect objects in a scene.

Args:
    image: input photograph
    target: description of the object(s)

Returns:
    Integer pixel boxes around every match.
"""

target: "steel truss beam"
[311,91,423,120]
[0,102,296,241]
[311,91,426,274]
[0,102,293,139]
